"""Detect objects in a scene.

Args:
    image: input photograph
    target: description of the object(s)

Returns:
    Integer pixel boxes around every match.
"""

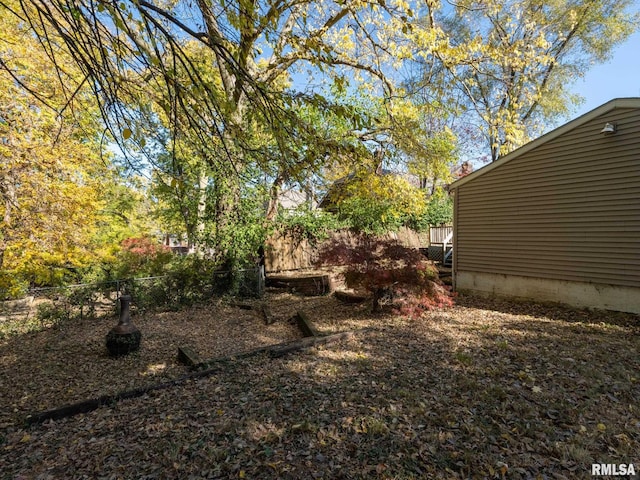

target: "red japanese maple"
[315,235,453,318]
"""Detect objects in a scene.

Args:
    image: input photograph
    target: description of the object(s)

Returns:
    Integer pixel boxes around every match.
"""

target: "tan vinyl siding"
[455,107,640,288]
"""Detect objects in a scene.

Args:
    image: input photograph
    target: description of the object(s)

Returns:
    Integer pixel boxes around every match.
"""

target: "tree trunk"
[194,172,209,253]
[265,177,283,222]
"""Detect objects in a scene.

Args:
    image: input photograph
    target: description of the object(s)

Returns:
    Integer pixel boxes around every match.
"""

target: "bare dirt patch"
[1,293,639,479]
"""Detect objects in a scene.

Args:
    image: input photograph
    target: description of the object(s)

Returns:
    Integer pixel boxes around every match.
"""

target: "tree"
[410,0,639,161]
[0,2,108,295]
[315,236,453,317]
[350,93,460,191]
[406,127,458,194]
[315,90,459,234]
[331,166,428,234]
[90,172,158,268]
[419,187,453,229]
[3,1,416,260]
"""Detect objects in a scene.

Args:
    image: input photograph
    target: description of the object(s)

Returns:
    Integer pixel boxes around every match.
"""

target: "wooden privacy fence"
[265,227,426,273]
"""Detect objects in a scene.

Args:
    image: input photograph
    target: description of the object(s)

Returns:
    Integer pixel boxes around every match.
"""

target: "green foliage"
[406,128,458,186]
[84,235,260,309]
[150,142,208,247]
[411,0,640,160]
[91,173,157,262]
[65,286,102,320]
[0,298,74,339]
[35,303,71,328]
[115,255,263,311]
[3,0,633,297]
[210,186,271,269]
[0,3,156,296]
[0,272,29,301]
[276,207,346,243]
[112,237,174,279]
[32,284,104,327]
[411,189,453,230]
[5,0,419,274]
[0,254,264,338]
[124,256,216,310]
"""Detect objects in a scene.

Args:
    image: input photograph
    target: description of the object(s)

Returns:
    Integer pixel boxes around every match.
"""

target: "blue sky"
[569,29,640,117]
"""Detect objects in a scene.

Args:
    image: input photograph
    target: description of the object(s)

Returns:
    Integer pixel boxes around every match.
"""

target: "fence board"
[265,227,425,273]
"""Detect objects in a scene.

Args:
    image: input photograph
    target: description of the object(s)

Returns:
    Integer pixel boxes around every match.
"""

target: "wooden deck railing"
[429,225,453,245]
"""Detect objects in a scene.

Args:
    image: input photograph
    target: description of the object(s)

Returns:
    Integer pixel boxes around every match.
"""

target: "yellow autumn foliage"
[0,1,108,294]
[332,166,427,234]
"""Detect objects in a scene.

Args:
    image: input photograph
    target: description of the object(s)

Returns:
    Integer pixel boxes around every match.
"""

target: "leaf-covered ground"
[0,298,302,428]
[1,293,639,479]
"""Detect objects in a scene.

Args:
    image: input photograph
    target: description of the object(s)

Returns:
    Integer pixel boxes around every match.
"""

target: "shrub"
[410,188,453,231]
[35,302,70,328]
[0,271,29,300]
[315,235,453,318]
[335,173,428,234]
[276,206,346,243]
[120,256,263,311]
[114,237,173,278]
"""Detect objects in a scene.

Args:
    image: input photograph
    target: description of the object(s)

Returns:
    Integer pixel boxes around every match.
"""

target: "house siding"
[453,106,640,294]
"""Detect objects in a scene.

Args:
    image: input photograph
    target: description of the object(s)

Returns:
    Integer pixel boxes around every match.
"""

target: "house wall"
[453,106,640,312]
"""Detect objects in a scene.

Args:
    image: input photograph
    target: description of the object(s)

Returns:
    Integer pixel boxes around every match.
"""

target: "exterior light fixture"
[601,122,617,134]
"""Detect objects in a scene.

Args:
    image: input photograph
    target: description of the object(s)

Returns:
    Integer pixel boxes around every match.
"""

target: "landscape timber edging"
[294,310,320,337]
[334,290,368,304]
[25,329,370,426]
[177,346,203,367]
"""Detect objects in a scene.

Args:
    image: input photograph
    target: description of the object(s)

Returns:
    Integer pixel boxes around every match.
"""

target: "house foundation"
[456,271,640,314]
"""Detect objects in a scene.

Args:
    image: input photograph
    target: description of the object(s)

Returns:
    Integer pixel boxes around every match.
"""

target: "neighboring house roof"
[318,175,350,211]
[451,161,473,180]
[449,98,640,190]
[278,188,316,210]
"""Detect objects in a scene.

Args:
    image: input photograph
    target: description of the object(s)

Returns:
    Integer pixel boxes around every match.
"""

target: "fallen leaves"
[1,293,639,479]
[0,299,302,428]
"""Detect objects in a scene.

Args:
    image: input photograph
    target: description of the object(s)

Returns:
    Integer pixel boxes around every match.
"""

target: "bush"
[2,235,265,317]
[333,172,428,234]
[113,237,173,279]
[0,271,29,300]
[315,235,453,318]
[276,206,346,243]
[36,302,70,328]
[411,188,453,231]
[120,256,263,311]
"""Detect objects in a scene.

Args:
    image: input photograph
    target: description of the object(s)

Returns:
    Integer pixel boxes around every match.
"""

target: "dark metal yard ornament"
[106,295,141,356]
